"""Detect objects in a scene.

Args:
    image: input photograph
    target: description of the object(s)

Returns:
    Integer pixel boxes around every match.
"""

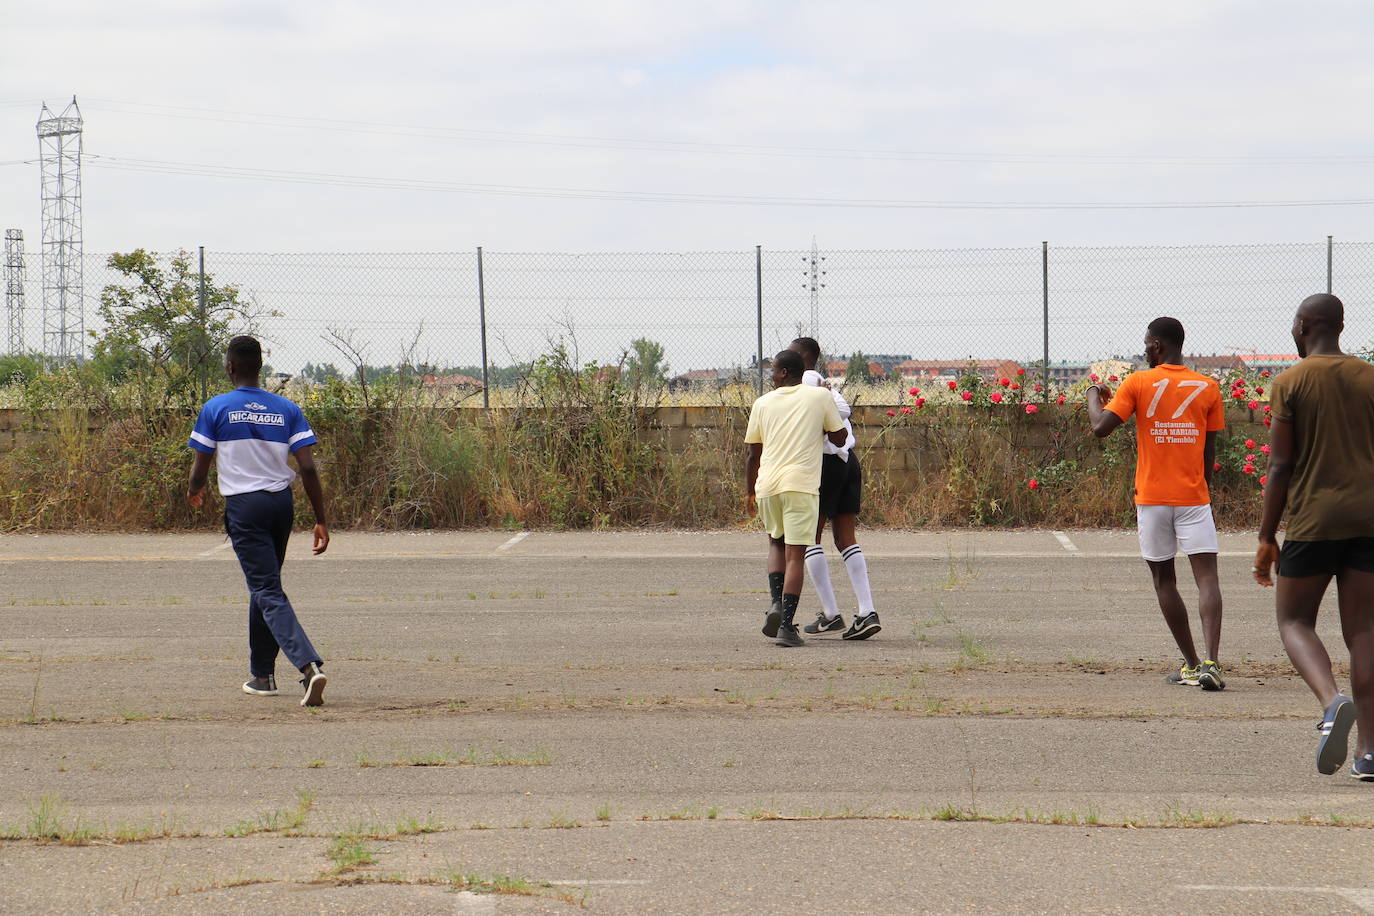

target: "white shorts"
[1136,504,1219,562]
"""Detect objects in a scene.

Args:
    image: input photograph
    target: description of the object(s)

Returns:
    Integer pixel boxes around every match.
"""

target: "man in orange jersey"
[1087,317,1227,690]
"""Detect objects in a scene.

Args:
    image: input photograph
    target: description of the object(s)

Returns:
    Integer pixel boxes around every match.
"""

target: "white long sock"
[843,544,875,616]
[805,546,841,619]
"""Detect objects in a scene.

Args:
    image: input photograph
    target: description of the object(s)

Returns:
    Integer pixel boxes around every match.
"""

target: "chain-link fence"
[4,240,1366,400]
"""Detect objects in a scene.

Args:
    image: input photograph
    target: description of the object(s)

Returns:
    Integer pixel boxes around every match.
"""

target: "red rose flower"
[1056,395,1066,405]
[1108,375,1119,383]
[1261,370,1271,378]
[1025,404,1038,414]
[999,377,1011,387]
[1246,454,1256,463]
[1260,475,1268,486]
[1255,387,1264,395]
[1263,416,1272,427]
[909,386,921,396]
[1089,373,1100,383]
[1261,444,1270,455]
[915,397,926,408]
[901,406,913,415]
[1245,439,1255,449]
[1016,368,1025,376]
[1033,383,1042,392]
[885,409,896,417]
[960,390,973,402]
[1027,478,1039,490]
[1248,400,1260,411]
[1242,464,1256,475]
[1212,462,1221,472]
[1232,390,1246,399]
[990,391,1004,403]
[948,380,957,390]
[1010,383,1021,390]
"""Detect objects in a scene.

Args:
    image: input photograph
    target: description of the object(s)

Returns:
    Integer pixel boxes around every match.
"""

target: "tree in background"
[625,337,669,389]
[845,351,874,384]
[90,249,271,403]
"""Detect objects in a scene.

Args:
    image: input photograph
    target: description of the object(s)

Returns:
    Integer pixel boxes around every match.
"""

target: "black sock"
[768,572,784,602]
[782,593,800,626]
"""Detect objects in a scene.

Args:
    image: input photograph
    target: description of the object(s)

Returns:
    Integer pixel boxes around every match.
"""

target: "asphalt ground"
[1,529,1372,914]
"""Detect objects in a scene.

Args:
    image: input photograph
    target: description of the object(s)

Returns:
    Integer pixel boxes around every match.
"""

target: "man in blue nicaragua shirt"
[187,335,331,707]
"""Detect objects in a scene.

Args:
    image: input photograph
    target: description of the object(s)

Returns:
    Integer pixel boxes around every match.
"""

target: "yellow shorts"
[758,492,820,546]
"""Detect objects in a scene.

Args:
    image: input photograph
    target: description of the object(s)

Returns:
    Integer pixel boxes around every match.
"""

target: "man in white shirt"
[789,338,881,640]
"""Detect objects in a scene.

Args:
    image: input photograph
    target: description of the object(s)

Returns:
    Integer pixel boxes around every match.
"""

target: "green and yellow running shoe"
[1165,664,1200,686]
[1197,660,1225,691]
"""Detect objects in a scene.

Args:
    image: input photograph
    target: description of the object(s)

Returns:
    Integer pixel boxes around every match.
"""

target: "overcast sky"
[4,0,1374,253]
[4,2,1374,370]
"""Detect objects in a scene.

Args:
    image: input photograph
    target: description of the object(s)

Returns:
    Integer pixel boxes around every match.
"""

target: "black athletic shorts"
[1278,538,1374,578]
[819,452,862,519]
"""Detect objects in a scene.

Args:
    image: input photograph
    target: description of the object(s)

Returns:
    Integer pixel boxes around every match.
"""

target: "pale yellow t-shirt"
[744,384,844,497]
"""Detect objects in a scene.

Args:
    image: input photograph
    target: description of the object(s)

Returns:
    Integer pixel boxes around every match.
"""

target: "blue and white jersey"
[188,387,318,496]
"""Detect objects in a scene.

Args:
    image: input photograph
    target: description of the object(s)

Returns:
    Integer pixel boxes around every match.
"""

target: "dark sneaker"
[775,623,804,648]
[299,663,327,708]
[1164,664,1200,686]
[1351,754,1374,781]
[1317,694,1356,775]
[842,613,881,641]
[242,676,278,696]
[803,612,845,635]
[1197,660,1225,691]
[762,599,782,638]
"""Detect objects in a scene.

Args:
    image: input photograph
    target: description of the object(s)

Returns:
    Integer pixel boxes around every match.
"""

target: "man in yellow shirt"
[745,350,848,647]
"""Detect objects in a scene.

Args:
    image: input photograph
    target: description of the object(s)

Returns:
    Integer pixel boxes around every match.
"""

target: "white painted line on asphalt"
[1180,885,1374,911]
[1052,531,1080,553]
[495,531,530,553]
[197,540,234,557]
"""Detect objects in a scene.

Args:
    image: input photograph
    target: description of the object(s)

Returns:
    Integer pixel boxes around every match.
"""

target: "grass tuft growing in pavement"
[325,835,379,873]
[223,789,315,838]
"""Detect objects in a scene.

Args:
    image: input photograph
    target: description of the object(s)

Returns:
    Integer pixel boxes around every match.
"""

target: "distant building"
[825,359,885,383]
[894,359,1025,384]
[1184,354,1248,375]
[1243,353,1301,375]
[421,373,484,390]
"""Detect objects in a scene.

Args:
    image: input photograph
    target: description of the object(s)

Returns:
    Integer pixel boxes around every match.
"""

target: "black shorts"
[819,452,862,519]
[1278,538,1374,578]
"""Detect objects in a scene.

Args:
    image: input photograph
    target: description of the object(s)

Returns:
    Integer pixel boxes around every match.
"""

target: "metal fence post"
[198,245,208,402]
[1327,235,1334,294]
[1041,241,1050,401]
[477,246,489,409]
[755,245,764,395]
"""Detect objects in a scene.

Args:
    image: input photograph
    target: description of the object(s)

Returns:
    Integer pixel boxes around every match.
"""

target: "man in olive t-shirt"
[1254,293,1374,780]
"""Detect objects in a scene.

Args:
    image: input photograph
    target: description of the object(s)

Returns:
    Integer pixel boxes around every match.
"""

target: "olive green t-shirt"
[1269,353,1374,540]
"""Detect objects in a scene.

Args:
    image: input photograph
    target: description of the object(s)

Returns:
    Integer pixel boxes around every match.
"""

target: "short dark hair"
[1146,317,1185,349]
[790,337,821,361]
[226,335,263,376]
[773,349,805,377]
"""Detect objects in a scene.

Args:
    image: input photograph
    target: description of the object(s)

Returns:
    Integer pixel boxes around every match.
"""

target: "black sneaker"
[1317,694,1356,775]
[803,612,845,635]
[842,613,881,640]
[775,623,804,648]
[762,599,782,638]
[1351,754,1374,781]
[299,663,327,708]
[242,676,278,696]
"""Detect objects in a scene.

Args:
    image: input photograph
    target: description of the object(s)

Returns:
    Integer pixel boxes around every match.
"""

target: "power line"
[82,153,1374,211]
[83,97,1374,168]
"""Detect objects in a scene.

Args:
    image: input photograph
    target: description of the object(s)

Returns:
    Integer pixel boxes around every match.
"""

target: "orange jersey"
[1104,365,1225,506]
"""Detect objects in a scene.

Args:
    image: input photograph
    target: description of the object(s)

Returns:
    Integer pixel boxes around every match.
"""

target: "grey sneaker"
[1351,754,1374,781]
[299,663,327,707]
[242,676,278,696]
[1317,694,1356,775]
[1164,664,1200,686]
[842,613,881,641]
[762,599,782,638]
[775,623,804,648]
[803,612,845,635]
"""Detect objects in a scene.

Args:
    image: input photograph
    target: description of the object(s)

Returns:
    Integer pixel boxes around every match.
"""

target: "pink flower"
[1245,439,1255,449]
[1027,478,1040,490]
[1242,464,1256,475]
[1213,462,1222,472]
[1248,400,1260,411]
[1089,374,1100,383]
[1016,368,1026,376]
[901,406,913,415]
[999,377,1011,387]
[1025,403,1038,414]
[1108,375,1119,383]
[1261,444,1270,455]
[990,391,1004,403]
[886,409,896,417]
[1246,454,1256,463]
[908,386,921,396]
[1264,404,1271,413]
[914,397,926,408]
[948,380,958,390]
[1033,383,1042,392]
[1056,395,1066,405]
[960,390,973,402]
[1259,475,1268,486]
